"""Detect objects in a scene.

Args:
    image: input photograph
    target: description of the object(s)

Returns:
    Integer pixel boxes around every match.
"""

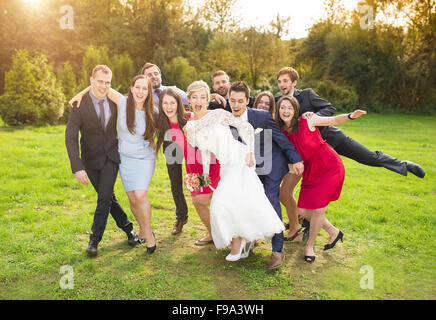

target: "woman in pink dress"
[155,88,220,246]
[276,96,366,262]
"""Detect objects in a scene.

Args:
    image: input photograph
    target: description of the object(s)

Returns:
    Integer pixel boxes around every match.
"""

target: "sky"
[236,0,360,39]
[189,0,361,39]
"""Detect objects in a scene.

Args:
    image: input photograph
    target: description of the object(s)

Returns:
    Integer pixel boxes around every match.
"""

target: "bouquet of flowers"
[184,173,212,192]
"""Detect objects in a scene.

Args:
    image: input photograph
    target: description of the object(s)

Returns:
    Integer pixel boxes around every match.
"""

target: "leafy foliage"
[0,50,65,126]
[0,0,434,121]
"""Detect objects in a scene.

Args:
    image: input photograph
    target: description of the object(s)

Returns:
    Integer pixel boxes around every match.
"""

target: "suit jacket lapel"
[293,90,301,99]
[247,108,257,128]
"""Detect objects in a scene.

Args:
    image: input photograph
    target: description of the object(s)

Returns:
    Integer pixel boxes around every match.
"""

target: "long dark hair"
[155,88,188,156]
[253,91,276,118]
[126,75,155,144]
[275,96,301,134]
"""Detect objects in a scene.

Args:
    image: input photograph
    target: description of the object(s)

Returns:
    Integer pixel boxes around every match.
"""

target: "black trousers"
[333,136,407,176]
[165,162,188,222]
[86,159,133,242]
[163,141,188,222]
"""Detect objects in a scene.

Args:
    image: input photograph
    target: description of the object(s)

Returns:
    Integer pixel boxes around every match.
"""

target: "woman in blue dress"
[70,75,157,253]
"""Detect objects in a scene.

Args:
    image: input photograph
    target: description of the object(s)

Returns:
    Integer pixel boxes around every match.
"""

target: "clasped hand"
[292,161,304,176]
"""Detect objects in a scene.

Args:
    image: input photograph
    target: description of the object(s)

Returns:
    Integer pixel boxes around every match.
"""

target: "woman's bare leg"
[280,173,302,238]
[191,193,213,241]
[126,190,154,246]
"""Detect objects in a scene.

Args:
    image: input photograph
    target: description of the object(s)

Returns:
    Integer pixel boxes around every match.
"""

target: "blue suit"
[231,108,302,252]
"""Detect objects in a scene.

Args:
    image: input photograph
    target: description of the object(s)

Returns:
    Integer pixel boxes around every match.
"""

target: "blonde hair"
[186,80,210,101]
[212,70,229,82]
[91,65,112,78]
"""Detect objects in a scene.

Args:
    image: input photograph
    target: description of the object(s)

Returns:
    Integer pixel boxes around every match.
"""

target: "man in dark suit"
[276,67,425,178]
[65,65,137,257]
[276,66,425,239]
[228,81,304,269]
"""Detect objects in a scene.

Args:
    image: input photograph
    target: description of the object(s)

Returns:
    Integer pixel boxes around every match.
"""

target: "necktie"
[155,88,162,97]
[98,100,106,131]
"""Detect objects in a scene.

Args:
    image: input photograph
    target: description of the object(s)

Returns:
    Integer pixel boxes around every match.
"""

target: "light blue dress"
[117,96,155,192]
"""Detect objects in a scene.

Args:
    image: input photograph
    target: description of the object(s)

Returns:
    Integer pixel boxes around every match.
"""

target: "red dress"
[169,113,220,196]
[282,117,345,209]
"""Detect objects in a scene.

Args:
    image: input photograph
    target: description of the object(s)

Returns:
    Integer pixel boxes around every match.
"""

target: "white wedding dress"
[186,109,285,249]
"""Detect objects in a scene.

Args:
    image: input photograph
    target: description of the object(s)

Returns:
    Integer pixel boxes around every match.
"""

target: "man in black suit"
[276,66,425,237]
[276,67,425,178]
[65,65,138,257]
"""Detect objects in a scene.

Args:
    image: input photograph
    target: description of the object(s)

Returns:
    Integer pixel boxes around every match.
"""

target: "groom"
[228,81,304,269]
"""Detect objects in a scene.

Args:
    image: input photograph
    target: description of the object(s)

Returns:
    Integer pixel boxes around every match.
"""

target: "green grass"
[0,114,435,300]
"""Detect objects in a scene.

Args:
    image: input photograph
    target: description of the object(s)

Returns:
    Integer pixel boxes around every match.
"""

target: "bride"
[184,81,285,261]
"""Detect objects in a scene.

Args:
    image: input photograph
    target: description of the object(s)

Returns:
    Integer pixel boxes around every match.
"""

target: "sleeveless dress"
[185,109,285,249]
[168,112,220,196]
[282,117,345,209]
[117,96,156,192]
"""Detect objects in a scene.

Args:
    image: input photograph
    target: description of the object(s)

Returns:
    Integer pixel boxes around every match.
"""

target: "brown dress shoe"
[268,251,285,269]
[171,219,187,235]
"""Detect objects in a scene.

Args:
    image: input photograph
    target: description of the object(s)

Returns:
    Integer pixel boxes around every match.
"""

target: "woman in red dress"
[276,96,366,262]
[155,88,220,246]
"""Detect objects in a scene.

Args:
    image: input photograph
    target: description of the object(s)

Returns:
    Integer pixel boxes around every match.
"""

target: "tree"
[111,53,135,93]
[0,50,65,126]
[269,14,291,39]
[239,27,290,89]
[200,0,240,32]
[57,61,77,123]
[163,56,197,90]
[78,45,110,89]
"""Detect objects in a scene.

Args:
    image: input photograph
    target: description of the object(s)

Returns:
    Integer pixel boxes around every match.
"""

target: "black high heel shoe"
[323,230,343,251]
[284,228,302,241]
[146,232,156,254]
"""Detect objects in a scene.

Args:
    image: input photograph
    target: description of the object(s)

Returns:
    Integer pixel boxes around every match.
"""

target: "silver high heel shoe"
[226,239,246,261]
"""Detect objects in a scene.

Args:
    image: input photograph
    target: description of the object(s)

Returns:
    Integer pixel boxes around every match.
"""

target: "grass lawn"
[0,114,435,300]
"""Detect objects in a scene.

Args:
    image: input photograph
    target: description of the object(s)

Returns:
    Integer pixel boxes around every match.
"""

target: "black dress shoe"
[86,239,98,257]
[127,230,139,246]
[405,161,425,178]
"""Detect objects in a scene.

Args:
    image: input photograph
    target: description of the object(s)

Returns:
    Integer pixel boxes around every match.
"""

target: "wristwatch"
[348,113,355,120]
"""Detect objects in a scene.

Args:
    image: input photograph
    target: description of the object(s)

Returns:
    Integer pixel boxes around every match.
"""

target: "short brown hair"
[229,81,250,100]
[92,65,112,78]
[141,62,161,75]
[212,70,229,82]
[277,67,299,82]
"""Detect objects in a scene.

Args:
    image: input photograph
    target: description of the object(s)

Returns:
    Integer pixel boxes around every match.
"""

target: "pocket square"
[254,128,263,134]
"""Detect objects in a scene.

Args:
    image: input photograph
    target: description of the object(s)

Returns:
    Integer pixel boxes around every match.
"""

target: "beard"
[216,87,229,97]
